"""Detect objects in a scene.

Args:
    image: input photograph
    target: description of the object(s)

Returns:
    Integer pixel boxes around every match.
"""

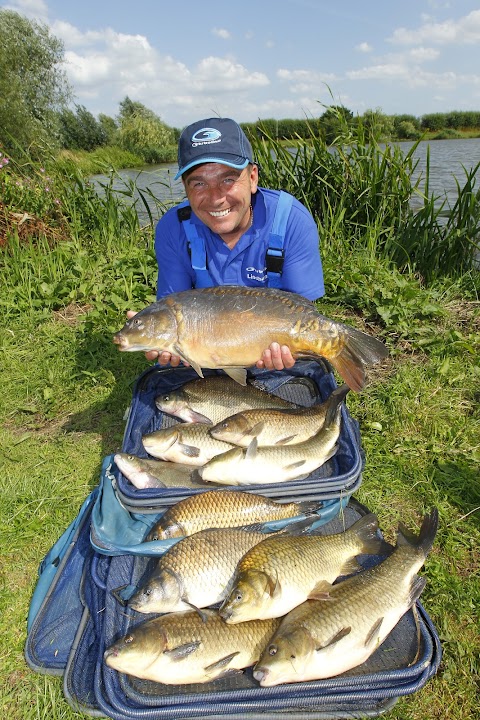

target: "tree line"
[1,8,479,165]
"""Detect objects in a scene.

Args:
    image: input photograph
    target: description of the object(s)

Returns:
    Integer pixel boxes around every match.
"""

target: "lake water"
[91,137,480,226]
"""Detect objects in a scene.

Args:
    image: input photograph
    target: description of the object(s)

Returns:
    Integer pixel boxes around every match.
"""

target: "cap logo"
[191,127,222,147]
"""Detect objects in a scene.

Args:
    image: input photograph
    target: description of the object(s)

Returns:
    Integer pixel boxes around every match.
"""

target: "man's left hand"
[256,343,295,371]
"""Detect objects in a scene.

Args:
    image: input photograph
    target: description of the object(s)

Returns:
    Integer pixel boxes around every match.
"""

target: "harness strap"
[265,190,293,288]
[177,201,214,288]
[179,191,293,289]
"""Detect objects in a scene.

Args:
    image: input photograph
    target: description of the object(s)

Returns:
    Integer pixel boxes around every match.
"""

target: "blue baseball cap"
[174,117,254,180]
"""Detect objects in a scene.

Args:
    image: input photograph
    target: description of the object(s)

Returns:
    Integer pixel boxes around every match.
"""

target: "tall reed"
[249,112,480,282]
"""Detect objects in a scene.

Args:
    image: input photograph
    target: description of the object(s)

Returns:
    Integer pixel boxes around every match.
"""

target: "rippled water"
[91,138,480,226]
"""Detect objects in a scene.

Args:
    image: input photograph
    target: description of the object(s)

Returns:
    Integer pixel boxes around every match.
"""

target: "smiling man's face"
[183,162,258,248]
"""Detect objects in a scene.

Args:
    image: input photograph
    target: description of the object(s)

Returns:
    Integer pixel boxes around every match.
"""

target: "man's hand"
[256,342,295,371]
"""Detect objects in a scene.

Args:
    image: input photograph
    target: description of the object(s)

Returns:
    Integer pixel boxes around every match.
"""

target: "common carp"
[253,509,439,686]
[146,489,320,541]
[142,423,235,466]
[210,384,350,447]
[129,525,276,614]
[198,383,346,485]
[104,609,280,685]
[219,513,389,623]
[155,375,300,424]
[113,286,388,391]
[114,453,206,489]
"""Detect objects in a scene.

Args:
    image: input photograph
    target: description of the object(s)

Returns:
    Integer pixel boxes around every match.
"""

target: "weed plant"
[0,133,479,719]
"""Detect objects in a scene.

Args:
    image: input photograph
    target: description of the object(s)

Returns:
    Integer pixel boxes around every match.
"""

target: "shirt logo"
[245,266,267,283]
[191,128,222,147]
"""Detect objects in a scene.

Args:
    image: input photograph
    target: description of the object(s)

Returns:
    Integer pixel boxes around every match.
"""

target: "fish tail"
[324,383,350,425]
[397,508,439,557]
[330,327,388,392]
[349,513,392,556]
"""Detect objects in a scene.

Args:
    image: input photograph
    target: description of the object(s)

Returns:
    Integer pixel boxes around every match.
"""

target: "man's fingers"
[280,344,295,369]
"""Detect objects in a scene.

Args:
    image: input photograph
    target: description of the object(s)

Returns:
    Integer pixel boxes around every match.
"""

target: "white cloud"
[2,0,48,20]
[409,46,440,61]
[347,63,480,92]
[277,68,337,95]
[195,57,269,92]
[389,10,480,45]
[212,27,231,40]
[355,42,372,53]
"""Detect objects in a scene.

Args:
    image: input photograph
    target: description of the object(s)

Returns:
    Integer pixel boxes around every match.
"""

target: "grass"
[1,127,479,719]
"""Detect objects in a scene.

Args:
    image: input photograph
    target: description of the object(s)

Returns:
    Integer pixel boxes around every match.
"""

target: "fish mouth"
[218,605,232,621]
[113,333,128,349]
[104,647,118,661]
[252,665,270,685]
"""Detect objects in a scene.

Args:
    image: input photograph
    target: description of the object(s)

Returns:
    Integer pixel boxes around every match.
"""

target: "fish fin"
[296,500,322,516]
[365,617,384,647]
[223,367,247,386]
[308,580,333,600]
[245,421,265,439]
[317,626,351,651]
[178,443,201,458]
[245,437,258,459]
[329,326,388,392]
[186,410,213,423]
[275,434,299,445]
[280,516,319,535]
[348,513,393,557]
[337,557,363,577]
[324,384,350,425]
[171,345,204,377]
[397,508,439,557]
[204,651,240,674]
[164,641,201,661]
[284,459,307,471]
[408,575,427,607]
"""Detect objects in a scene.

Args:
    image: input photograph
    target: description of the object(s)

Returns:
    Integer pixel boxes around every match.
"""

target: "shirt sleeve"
[154,210,196,299]
[281,199,325,301]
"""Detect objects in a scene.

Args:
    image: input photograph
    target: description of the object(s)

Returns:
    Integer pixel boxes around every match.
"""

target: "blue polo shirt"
[154,187,324,301]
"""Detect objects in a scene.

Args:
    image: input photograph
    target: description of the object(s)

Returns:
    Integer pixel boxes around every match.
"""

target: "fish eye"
[290,654,296,659]
[145,588,152,596]
[268,644,278,656]
[235,591,243,602]
[125,635,134,644]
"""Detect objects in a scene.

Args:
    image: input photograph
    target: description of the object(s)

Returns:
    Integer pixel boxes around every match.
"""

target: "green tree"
[98,113,118,145]
[0,9,71,156]
[320,106,354,145]
[116,97,175,163]
[361,109,394,141]
[58,104,108,151]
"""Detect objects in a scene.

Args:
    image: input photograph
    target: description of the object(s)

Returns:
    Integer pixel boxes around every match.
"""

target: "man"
[140,117,325,371]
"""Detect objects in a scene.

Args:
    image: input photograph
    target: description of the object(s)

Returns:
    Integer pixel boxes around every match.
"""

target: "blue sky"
[3,0,480,129]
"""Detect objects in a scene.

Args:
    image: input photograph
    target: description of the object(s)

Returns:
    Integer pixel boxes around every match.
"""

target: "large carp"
[113,286,388,391]
[253,509,439,685]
